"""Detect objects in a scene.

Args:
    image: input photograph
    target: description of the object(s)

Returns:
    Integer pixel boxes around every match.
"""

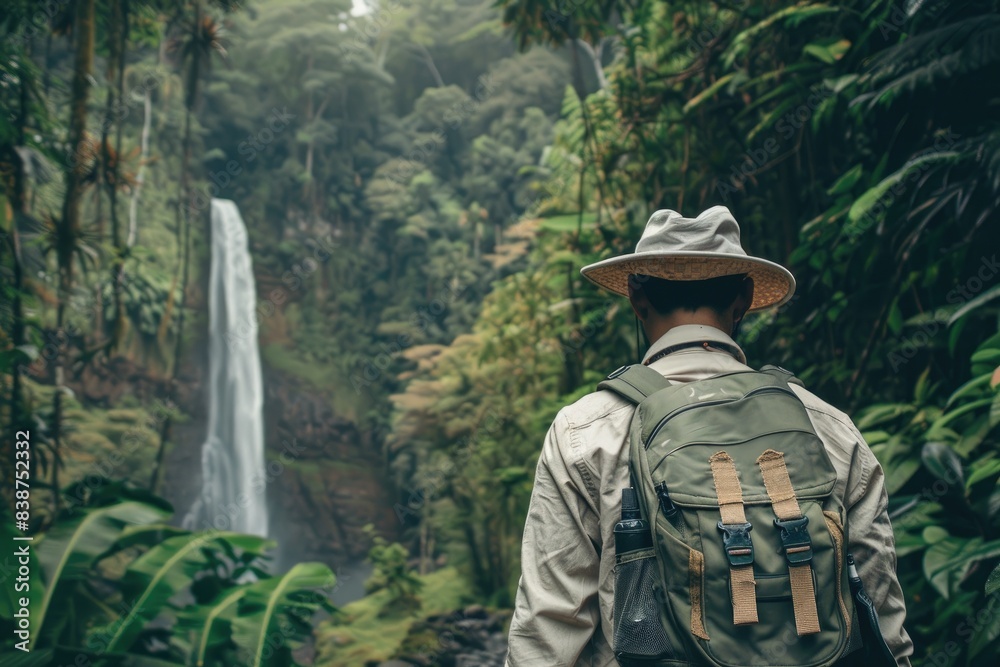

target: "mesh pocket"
[613,550,674,661]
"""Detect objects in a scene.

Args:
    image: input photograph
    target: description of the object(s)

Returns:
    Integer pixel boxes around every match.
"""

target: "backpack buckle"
[717,521,755,567]
[774,516,813,566]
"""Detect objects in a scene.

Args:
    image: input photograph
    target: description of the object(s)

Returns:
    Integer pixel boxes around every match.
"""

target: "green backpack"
[598,363,862,667]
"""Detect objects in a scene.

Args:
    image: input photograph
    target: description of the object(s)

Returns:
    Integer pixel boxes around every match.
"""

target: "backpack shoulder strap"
[759,364,805,388]
[596,364,672,405]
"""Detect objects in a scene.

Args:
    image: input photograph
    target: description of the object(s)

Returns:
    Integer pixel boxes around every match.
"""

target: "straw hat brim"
[580,251,796,312]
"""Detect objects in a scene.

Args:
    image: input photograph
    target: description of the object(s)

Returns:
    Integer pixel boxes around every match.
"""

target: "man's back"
[504,324,913,667]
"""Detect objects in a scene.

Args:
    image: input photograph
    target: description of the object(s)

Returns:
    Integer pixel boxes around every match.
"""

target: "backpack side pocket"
[613,547,676,665]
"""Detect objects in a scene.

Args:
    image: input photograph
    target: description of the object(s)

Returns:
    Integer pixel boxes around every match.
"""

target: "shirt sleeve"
[505,409,602,667]
[845,435,915,667]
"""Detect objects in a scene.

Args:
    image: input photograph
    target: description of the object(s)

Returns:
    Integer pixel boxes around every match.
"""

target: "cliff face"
[263,366,400,572]
[95,249,401,585]
[155,342,398,582]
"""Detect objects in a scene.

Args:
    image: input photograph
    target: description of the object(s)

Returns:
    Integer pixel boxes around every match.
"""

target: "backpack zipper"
[656,481,686,540]
[656,481,678,518]
[643,385,794,449]
[650,427,817,476]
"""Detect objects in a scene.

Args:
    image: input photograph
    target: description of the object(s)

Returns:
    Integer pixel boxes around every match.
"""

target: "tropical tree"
[49,0,98,516]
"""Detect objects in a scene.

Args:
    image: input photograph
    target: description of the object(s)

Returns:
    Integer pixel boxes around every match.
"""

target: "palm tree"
[99,0,131,350]
[50,0,96,515]
[151,0,237,493]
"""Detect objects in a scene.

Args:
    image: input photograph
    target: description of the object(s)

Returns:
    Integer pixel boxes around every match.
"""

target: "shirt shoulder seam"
[563,398,634,432]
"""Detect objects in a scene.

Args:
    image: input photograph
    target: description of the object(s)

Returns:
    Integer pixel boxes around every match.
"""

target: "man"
[504,206,912,666]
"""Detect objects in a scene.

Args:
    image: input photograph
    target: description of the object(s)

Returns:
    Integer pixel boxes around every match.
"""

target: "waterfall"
[183,199,268,537]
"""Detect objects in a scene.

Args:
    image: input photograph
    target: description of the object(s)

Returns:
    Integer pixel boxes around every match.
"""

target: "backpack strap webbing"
[597,364,672,405]
[757,449,822,636]
[709,451,759,626]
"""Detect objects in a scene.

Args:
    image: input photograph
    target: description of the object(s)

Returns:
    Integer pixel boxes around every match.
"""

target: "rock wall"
[263,365,400,573]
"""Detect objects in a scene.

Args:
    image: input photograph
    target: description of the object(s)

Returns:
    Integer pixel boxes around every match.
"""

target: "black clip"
[774,516,813,566]
[717,521,755,567]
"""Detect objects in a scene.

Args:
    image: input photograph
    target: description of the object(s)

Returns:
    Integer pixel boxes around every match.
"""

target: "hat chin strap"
[634,314,644,364]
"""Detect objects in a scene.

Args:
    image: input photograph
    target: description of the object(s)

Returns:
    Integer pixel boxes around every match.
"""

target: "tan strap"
[788,565,821,635]
[757,449,802,520]
[689,549,710,640]
[730,564,759,626]
[757,449,821,636]
[710,451,748,525]
[709,451,758,626]
[823,511,852,638]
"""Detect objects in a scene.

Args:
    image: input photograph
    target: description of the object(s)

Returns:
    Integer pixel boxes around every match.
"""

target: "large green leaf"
[231,562,336,667]
[884,457,921,495]
[924,537,1000,599]
[101,532,275,653]
[945,373,991,409]
[177,586,248,667]
[33,500,171,646]
[987,564,1000,596]
[857,403,915,430]
[723,3,840,67]
[803,37,851,64]
[847,151,961,224]
[966,457,1000,489]
[948,283,1000,325]
[921,442,965,487]
[683,73,737,114]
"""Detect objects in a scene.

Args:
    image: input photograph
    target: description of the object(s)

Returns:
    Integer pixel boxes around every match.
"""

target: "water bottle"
[847,553,896,667]
[613,488,674,665]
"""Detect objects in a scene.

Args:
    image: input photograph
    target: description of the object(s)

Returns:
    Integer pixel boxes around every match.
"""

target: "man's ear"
[627,279,650,322]
[732,275,755,326]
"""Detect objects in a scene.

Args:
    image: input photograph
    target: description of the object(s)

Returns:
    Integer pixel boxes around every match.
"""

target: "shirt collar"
[641,324,748,366]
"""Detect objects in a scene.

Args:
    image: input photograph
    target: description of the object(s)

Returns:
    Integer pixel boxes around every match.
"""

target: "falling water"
[183,199,268,537]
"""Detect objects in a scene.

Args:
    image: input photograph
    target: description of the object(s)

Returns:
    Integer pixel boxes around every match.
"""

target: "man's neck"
[644,309,732,344]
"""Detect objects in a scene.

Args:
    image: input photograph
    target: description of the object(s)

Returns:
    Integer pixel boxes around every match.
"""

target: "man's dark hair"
[628,273,748,315]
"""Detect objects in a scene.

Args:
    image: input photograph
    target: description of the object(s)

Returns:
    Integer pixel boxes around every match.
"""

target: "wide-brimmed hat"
[580,205,795,311]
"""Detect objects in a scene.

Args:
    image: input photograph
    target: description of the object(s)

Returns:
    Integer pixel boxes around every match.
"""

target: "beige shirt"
[505,324,913,667]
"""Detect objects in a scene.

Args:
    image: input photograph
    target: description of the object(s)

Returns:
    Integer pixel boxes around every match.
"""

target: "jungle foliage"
[2,0,1000,665]
[0,484,335,666]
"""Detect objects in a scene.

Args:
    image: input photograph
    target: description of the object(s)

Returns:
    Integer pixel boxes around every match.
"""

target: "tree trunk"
[53,0,96,515]
[127,86,151,248]
[4,50,31,495]
[153,0,202,493]
[109,0,129,349]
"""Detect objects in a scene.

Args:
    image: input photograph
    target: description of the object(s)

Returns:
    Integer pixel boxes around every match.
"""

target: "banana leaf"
[33,500,171,647]
[230,562,337,667]
[99,532,274,653]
